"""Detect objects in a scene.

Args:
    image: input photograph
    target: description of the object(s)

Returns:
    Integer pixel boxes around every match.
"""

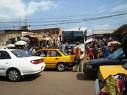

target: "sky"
[0,0,127,33]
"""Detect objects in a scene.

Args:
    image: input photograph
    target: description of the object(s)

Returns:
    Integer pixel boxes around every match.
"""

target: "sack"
[99,73,127,95]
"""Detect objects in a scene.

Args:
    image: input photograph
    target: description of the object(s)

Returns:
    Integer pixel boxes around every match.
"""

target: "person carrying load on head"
[73,42,84,72]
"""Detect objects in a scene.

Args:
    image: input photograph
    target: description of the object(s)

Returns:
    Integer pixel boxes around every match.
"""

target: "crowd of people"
[40,35,61,49]
[60,37,121,71]
[85,37,120,59]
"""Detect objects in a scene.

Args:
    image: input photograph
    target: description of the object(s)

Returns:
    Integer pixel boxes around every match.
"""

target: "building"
[0,30,22,48]
[31,28,62,41]
[0,27,62,48]
[87,29,114,40]
[29,28,62,47]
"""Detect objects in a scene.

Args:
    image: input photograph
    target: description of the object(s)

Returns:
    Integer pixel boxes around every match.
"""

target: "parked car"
[34,49,75,71]
[0,49,45,81]
[84,48,127,77]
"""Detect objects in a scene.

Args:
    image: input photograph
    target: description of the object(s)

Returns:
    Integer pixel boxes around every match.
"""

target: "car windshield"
[107,48,125,59]
[11,49,31,58]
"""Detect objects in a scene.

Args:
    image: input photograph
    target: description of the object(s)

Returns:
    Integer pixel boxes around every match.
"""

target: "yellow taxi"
[34,49,75,71]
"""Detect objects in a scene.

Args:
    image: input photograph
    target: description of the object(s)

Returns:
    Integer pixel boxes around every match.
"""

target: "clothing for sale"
[99,73,127,95]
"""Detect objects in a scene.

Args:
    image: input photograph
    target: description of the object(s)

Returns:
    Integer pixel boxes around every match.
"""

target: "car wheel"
[57,63,66,72]
[7,69,21,82]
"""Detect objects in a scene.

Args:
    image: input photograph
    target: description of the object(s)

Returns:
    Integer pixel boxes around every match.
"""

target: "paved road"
[0,71,95,95]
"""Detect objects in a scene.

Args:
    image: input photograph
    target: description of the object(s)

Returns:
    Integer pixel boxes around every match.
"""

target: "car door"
[44,50,62,68]
[0,51,11,76]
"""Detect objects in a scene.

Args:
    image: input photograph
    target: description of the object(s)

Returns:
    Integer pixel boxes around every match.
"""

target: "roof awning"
[15,40,27,45]
[20,37,30,41]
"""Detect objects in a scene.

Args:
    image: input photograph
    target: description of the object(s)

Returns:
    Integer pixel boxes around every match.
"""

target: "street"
[0,71,95,95]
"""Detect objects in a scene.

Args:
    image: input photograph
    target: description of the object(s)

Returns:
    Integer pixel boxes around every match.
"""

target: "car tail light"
[31,59,43,64]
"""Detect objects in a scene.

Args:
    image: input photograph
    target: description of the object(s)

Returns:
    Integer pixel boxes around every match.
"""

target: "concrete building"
[29,28,62,47]
[0,27,62,48]
[87,29,114,40]
[0,30,22,48]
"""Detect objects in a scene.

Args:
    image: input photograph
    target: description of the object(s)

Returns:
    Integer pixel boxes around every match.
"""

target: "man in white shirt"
[73,42,84,72]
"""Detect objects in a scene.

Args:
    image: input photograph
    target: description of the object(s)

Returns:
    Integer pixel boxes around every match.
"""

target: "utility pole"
[24,14,27,27]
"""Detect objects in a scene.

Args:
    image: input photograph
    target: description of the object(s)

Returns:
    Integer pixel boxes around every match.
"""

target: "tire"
[7,69,21,82]
[57,63,66,72]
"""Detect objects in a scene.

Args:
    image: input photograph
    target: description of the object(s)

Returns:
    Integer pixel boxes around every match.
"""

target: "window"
[62,31,84,43]
[50,50,61,57]
[39,50,48,57]
[11,50,31,58]
[37,50,62,57]
[0,51,11,59]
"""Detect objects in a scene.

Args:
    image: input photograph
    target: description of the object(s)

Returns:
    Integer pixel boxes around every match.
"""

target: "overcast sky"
[0,0,127,31]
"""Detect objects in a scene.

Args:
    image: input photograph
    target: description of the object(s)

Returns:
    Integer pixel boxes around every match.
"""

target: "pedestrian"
[88,46,94,59]
[97,47,103,58]
[64,42,69,54]
[73,41,80,54]
[70,46,74,55]
[73,44,84,72]
[28,47,33,55]
[32,47,36,55]
[93,45,98,59]
[103,43,110,58]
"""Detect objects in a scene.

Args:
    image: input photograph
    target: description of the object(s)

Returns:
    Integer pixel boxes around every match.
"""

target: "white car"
[0,49,45,81]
